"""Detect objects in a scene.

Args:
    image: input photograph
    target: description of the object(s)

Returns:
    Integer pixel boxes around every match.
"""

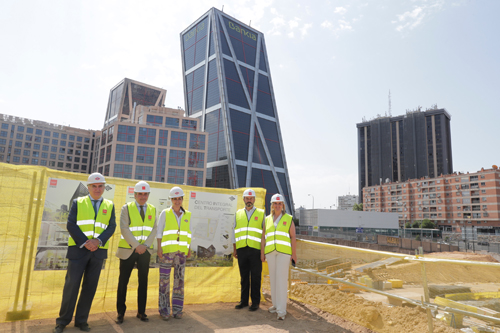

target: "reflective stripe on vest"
[234,208,264,250]
[160,208,191,254]
[118,202,156,249]
[264,214,293,255]
[68,196,113,249]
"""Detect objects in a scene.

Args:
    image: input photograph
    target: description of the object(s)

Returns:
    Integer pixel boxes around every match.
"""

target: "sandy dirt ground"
[0,295,374,333]
[1,251,492,333]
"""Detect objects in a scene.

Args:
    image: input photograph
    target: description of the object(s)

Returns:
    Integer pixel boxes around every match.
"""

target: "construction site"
[2,164,500,333]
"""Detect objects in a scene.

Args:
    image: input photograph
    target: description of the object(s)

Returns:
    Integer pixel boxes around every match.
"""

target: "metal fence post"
[6,171,37,321]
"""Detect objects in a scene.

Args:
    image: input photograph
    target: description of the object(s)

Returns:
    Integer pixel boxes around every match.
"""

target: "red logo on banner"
[50,179,57,186]
[128,187,134,194]
[191,192,196,198]
[103,209,107,214]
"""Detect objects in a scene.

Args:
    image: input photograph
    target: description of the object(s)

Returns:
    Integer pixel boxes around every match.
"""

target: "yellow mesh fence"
[0,163,265,322]
[288,239,500,332]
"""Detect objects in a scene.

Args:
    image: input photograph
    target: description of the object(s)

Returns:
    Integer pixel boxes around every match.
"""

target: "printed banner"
[188,191,238,267]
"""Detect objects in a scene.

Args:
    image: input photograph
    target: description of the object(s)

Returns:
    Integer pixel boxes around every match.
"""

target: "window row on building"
[105,124,206,149]
[95,163,203,186]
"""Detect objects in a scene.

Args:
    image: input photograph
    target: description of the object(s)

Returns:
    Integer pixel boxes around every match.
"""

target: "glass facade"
[181,8,294,213]
[105,79,164,127]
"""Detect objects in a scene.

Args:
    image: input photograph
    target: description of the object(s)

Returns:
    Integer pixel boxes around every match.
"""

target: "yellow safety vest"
[68,196,113,249]
[160,208,191,255]
[264,214,293,255]
[235,208,264,250]
[118,202,156,249]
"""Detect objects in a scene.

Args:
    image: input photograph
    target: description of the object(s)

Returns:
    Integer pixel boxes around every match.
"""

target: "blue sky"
[1,0,499,210]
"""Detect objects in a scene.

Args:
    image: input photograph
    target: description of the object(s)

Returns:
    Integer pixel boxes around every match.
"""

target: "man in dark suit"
[115,181,157,324]
[53,173,116,333]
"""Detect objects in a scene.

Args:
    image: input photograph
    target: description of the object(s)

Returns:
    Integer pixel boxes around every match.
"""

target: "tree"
[353,203,363,211]
[405,222,412,229]
[421,219,435,229]
[411,220,421,228]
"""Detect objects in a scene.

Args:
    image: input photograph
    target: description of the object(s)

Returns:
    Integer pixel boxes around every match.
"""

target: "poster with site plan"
[188,190,238,267]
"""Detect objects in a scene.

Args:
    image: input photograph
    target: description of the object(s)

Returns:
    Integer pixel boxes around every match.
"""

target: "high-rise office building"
[94,78,207,185]
[1,78,208,185]
[357,108,453,198]
[180,8,294,212]
[0,113,97,173]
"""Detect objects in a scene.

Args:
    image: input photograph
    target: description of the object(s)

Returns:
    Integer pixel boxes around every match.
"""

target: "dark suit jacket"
[66,197,116,260]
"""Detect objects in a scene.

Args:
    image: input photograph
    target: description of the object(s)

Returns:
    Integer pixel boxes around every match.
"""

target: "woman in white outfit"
[260,193,297,320]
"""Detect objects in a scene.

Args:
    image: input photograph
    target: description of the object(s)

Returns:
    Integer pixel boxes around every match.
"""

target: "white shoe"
[268,306,277,313]
[277,314,285,320]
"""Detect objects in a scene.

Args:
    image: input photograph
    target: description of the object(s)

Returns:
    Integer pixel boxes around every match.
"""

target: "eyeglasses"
[171,197,183,201]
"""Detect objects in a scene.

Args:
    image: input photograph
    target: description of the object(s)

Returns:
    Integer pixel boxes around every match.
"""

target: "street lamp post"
[308,194,314,209]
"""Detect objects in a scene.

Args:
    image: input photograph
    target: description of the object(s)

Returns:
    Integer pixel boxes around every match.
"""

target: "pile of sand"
[290,284,458,333]
[367,252,500,285]
[425,251,498,262]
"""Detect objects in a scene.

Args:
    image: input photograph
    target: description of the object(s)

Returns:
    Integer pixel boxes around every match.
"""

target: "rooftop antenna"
[388,89,392,117]
[222,5,224,12]
[249,20,251,26]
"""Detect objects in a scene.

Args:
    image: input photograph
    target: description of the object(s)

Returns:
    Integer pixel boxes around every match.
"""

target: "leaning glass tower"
[180,8,294,212]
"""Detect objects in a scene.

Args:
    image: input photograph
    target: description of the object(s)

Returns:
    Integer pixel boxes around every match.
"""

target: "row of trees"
[404,219,436,229]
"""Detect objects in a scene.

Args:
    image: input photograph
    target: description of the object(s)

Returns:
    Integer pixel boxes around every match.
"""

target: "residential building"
[357,108,453,199]
[0,113,97,173]
[338,194,358,211]
[180,8,294,212]
[94,78,207,186]
[362,166,500,233]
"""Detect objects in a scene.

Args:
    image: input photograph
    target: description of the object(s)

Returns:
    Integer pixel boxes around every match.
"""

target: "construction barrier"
[0,163,266,322]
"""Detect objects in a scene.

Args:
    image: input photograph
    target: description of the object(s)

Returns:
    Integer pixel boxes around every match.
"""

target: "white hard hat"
[271,193,284,203]
[87,172,106,185]
[134,181,150,193]
[243,188,256,197]
[169,186,184,199]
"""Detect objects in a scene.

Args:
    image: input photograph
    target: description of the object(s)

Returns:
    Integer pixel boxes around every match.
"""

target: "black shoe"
[75,322,91,332]
[249,304,259,311]
[53,324,65,333]
[235,302,248,309]
[136,313,149,322]
[116,314,124,324]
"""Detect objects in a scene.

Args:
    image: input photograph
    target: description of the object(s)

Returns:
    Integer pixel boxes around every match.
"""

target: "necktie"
[92,200,98,216]
[140,205,145,221]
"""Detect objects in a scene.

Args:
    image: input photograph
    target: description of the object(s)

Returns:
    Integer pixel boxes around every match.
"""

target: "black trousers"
[236,246,262,306]
[116,251,151,315]
[56,252,103,326]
